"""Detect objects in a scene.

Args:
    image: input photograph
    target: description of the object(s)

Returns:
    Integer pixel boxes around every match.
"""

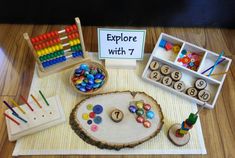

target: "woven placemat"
[13,54,206,156]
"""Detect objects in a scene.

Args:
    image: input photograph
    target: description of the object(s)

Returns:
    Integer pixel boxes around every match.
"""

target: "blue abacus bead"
[93,105,103,114]
[100,74,105,80]
[52,59,56,64]
[75,84,81,89]
[62,56,66,61]
[81,81,86,87]
[159,39,167,48]
[79,86,86,92]
[87,74,94,80]
[129,105,137,113]
[93,83,100,88]
[42,62,46,67]
[146,111,154,119]
[72,52,75,58]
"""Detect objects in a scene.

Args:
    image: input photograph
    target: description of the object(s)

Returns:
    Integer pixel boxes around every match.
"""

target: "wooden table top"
[0,24,234,158]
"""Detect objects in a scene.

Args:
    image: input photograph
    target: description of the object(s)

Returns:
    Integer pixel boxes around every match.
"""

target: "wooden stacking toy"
[24,17,89,77]
[142,33,232,109]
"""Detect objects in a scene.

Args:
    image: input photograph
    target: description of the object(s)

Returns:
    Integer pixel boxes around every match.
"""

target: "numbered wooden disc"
[168,123,190,146]
[162,76,172,86]
[186,87,198,97]
[149,61,160,71]
[110,109,124,123]
[150,71,161,81]
[171,70,182,81]
[195,79,207,90]
[198,89,211,102]
[160,65,171,75]
[173,81,186,92]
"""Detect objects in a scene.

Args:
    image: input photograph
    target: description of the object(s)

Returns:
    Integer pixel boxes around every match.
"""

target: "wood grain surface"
[0,24,234,158]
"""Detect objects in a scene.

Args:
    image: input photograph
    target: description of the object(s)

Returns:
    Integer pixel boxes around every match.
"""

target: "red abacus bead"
[31,38,36,43]
[65,27,70,33]
[89,112,96,118]
[43,34,47,40]
[75,32,79,37]
[47,33,51,38]
[35,37,40,42]
[56,38,60,43]
[72,24,77,30]
[72,33,76,39]
[136,116,144,123]
[68,35,72,39]
[69,26,74,31]
[42,43,46,48]
[54,31,58,36]
[46,41,50,47]
[51,32,55,37]
[39,35,44,41]
[38,44,42,49]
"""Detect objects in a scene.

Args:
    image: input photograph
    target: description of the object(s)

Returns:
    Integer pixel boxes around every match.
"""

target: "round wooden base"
[167,123,190,146]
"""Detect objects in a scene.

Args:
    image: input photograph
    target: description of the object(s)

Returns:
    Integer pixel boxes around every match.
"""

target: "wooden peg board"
[24,17,89,77]
[5,96,66,141]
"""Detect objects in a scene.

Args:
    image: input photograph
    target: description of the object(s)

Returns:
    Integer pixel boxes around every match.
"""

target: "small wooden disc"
[160,65,171,75]
[168,123,190,146]
[173,81,186,92]
[149,61,160,71]
[198,89,211,102]
[186,87,198,97]
[110,109,124,123]
[162,76,172,86]
[195,79,207,90]
[171,70,182,81]
[150,71,161,81]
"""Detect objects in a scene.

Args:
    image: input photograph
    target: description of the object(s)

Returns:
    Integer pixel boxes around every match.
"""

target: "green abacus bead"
[77,44,82,50]
[71,46,74,51]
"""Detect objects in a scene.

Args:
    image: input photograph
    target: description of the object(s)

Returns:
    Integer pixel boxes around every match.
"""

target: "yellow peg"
[9,98,26,114]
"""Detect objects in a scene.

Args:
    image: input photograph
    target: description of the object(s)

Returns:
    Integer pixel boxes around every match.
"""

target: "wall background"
[1,0,235,28]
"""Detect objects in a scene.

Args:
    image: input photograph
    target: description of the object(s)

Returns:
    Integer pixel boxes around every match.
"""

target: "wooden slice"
[150,71,161,81]
[186,87,198,97]
[198,89,211,102]
[110,109,124,123]
[70,91,164,150]
[194,79,207,90]
[173,81,186,92]
[149,61,160,71]
[171,70,182,81]
[162,76,172,86]
[160,65,171,75]
[168,123,190,146]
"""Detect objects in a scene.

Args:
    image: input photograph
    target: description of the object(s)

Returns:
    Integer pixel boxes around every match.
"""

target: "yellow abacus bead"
[45,48,49,54]
[77,39,80,44]
[41,49,45,55]
[59,44,63,49]
[69,41,73,46]
[55,45,59,51]
[52,46,56,52]
[48,47,53,53]
[73,39,78,45]
[37,50,42,56]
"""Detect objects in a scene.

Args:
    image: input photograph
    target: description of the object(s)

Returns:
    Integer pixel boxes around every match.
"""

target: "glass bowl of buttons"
[70,60,108,95]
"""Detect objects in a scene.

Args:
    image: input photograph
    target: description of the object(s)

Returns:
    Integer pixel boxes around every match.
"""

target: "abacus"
[24,17,89,77]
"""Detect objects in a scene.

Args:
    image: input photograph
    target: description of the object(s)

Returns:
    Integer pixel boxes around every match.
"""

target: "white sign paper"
[98,28,146,60]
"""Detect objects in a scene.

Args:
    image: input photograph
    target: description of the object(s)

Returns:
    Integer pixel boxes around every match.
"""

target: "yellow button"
[136,101,144,109]
[82,113,89,120]
[87,104,93,110]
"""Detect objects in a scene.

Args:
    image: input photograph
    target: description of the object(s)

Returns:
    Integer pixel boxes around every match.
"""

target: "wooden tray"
[142,33,232,109]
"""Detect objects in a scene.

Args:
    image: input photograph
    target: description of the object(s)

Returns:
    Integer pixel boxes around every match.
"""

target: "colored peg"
[12,112,27,123]
[3,101,18,115]
[30,94,42,109]
[20,95,34,111]
[4,113,20,125]
[39,90,49,106]
[9,98,26,114]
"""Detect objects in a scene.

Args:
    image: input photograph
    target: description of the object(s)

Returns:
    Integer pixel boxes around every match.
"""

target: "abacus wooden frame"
[23,17,89,77]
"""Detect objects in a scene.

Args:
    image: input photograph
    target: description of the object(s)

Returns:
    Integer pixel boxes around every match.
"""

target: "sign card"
[98,28,146,60]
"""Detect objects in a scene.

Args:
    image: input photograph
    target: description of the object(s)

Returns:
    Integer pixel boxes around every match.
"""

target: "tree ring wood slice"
[70,91,164,150]
[167,123,190,146]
